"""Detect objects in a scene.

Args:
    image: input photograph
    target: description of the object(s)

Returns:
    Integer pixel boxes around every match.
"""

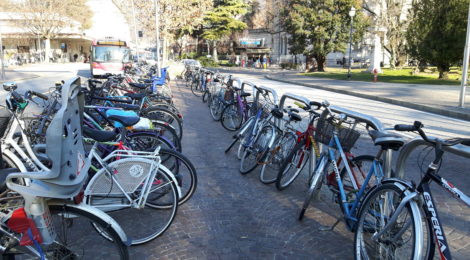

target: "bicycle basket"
[315,110,360,152]
[224,88,234,101]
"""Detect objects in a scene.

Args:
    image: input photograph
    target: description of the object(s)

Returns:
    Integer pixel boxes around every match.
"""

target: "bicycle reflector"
[7,208,43,246]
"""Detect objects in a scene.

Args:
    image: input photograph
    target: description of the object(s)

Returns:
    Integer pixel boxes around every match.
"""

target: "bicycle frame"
[84,142,181,211]
[415,164,470,259]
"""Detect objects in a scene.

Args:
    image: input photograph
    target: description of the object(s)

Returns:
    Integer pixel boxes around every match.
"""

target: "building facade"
[0,12,92,65]
[240,0,412,71]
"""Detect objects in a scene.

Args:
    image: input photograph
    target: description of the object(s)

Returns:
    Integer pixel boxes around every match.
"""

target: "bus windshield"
[92,46,130,63]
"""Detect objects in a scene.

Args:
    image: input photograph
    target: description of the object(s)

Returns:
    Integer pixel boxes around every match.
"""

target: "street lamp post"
[347,7,356,80]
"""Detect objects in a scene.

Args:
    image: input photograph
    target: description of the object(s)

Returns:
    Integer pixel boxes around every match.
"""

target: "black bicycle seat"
[124,93,146,100]
[369,130,405,150]
[289,112,302,122]
[107,114,140,127]
[271,108,284,119]
[113,103,140,111]
[83,127,119,142]
[129,82,150,89]
[240,92,251,97]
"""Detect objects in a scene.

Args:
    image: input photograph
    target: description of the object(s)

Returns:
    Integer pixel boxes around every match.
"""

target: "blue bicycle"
[298,102,405,234]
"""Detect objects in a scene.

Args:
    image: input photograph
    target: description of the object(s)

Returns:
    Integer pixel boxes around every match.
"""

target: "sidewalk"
[265,71,470,121]
[0,69,40,83]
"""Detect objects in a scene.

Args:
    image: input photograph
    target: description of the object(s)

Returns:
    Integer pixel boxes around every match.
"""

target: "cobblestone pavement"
[129,79,470,259]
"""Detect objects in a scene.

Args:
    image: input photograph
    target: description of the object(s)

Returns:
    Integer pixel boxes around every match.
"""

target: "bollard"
[373,68,378,82]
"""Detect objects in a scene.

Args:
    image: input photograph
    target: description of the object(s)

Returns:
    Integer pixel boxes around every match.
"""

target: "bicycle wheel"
[239,125,274,174]
[142,107,183,140]
[354,182,421,260]
[191,80,203,97]
[276,139,310,191]
[337,155,375,214]
[298,155,328,220]
[85,158,178,245]
[209,99,224,121]
[221,103,243,131]
[2,204,129,259]
[127,128,181,152]
[159,148,197,205]
[202,90,210,103]
[259,131,297,184]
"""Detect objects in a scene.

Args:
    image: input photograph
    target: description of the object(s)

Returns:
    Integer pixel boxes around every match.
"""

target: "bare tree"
[376,0,411,69]
[112,0,212,59]
[7,0,91,62]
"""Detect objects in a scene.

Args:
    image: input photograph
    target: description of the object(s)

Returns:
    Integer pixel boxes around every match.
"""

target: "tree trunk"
[437,64,450,79]
[305,55,315,72]
[389,48,396,69]
[212,41,218,62]
[418,60,426,72]
[315,54,326,72]
[44,38,51,63]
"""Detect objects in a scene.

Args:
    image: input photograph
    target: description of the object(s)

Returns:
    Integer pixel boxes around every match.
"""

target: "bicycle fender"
[158,164,182,199]
[48,201,131,246]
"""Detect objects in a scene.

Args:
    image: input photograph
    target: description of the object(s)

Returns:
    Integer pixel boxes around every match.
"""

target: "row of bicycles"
[183,65,470,260]
[0,64,196,259]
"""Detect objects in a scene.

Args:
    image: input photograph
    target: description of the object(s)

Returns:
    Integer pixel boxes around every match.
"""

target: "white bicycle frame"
[84,142,181,211]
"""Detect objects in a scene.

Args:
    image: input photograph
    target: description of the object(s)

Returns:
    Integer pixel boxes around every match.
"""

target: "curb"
[265,75,470,122]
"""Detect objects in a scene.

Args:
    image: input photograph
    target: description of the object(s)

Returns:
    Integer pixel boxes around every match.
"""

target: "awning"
[237,48,272,54]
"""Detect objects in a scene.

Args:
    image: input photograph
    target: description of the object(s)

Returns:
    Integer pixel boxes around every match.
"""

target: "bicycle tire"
[159,148,198,205]
[354,182,421,260]
[142,107,183,140]
[259,131,297,184]
[298,155,328,220]
[85,158,178,245]
[276,139,310,191]
[336,155,375,215]
[3,204,129,259]
[209,98,224,121]
[221,103,243,131]
[239,125,274,174]
[191,80,203,97]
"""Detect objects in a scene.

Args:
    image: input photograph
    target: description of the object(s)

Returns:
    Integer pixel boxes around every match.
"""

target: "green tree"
[407,0,468,79]
[202,0,248,62]
[282,0,369,72]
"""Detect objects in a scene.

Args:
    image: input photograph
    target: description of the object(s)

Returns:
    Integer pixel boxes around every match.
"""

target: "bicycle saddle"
[124,93,146,100]
[271,108,284,119]
[369,130,405,151]
[128,82,150,89]
[106,110,140,127]
[240,92,251,97]
[288,112,302,122]
[83,127,119,142]
[113,103,140,111]
[138,79,153,84]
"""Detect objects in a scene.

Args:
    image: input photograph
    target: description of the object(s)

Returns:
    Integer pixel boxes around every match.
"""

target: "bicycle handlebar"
[394,121,470,147]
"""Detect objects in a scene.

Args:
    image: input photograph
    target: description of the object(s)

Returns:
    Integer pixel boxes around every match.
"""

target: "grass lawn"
[299,67,462,85]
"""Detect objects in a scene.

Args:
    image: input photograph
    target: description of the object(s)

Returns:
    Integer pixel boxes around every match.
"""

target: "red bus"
[90,39,131,77]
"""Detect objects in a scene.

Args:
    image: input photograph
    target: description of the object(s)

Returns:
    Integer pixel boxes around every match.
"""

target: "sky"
[84,0,131,42]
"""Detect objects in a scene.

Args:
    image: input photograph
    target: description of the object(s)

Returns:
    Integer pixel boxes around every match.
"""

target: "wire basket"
[315,110,360,152]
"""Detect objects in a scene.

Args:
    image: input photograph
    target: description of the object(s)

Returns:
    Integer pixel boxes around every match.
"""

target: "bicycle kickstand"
[318,217,341,231]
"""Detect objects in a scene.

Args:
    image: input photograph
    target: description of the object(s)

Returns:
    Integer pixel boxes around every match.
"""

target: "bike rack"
[328,105,392,177]
[278,92,312,109]
[231,77,243,89]
[241,81,257,96]
[394,137,470,179]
